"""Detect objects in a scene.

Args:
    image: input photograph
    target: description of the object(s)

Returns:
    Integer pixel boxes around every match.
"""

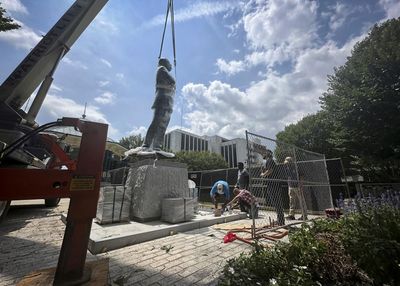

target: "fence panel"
[246,131,334,229]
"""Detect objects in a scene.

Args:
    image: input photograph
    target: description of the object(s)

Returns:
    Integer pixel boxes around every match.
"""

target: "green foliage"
[337,205,400,285]
[275,111,340,159]
[119,134,144,149]
[220,205,400,285]
[173,151,228,171]
[0,4,20,32]
[320,19,400,180]
[276,19,400,181]
[220,223,371,285]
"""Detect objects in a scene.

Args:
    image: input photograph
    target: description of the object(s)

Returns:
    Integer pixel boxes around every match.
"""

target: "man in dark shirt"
[261,150,285,225]
[235,162,249,190]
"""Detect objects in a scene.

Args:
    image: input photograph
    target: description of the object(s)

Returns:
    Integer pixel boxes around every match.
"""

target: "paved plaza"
[0,200,253,285]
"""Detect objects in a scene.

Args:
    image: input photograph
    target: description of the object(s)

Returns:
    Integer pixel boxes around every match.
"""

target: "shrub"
[219,202,400,285]
[338,205,400,285]
[219,224,371,286]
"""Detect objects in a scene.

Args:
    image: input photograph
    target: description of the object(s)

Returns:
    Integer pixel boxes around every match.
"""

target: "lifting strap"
[158,0,176,77]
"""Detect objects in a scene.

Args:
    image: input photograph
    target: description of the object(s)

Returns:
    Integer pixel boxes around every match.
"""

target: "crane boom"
[0,0,108,115]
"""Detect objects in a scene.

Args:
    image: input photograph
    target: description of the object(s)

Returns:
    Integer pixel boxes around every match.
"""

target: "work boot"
[297,216,308,221]
[285,215,295,220]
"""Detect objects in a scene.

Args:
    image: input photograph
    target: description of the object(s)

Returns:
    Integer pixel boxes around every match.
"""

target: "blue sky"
[0,0,399,141]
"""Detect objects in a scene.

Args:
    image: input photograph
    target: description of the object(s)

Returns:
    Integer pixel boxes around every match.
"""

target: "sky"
[0,0,399,142]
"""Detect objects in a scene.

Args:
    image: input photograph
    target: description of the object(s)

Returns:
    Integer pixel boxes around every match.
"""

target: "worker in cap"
[284,156,293,164]
[284,156,308,220]
[210,180,230,212]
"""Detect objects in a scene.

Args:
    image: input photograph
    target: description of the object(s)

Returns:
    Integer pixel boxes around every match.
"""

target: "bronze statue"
[125,58,175,158]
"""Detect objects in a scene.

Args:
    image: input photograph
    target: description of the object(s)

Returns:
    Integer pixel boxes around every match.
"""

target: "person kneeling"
[228,188,258,219]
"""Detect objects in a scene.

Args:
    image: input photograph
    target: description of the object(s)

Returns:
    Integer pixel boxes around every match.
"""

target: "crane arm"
[0,0,108,116]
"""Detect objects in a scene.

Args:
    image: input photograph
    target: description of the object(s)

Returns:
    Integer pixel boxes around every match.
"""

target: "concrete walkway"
[0,200,253,285]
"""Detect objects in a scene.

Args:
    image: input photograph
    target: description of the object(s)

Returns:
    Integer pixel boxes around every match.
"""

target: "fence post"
[322,155,334,209]
[339,158,351,199]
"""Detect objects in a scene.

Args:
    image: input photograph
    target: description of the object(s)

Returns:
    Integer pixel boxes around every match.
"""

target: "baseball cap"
[217,183,224,194]
[284,157,293,163]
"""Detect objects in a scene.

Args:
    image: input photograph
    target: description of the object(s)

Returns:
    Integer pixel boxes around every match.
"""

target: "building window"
[194,137,198,151]
[181,133,184,150]
[233,144,237,167]
[205,141,208,151]
[201,140,205,151]
[228,145,233,168]
[185,134,189,151]
[167,134,171,150]
[221,146,224,157]
[189,136,193,150]
[224,146,228,162]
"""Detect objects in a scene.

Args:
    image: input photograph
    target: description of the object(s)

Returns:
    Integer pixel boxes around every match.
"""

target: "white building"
[164,129,248,168]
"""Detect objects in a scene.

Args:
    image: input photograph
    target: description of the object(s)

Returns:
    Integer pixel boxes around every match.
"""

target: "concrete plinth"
[161,198,194,223]
[126,159,188,222]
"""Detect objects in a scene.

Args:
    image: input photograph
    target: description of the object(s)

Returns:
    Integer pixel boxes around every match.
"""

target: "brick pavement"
[0,200,252,285]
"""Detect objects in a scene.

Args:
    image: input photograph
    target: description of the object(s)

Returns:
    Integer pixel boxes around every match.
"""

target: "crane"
[0,0,107,220]
[0,0,110,284]
[0,0,178,283]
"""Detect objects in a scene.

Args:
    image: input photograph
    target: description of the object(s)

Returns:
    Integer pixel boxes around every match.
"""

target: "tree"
[0,4,20,32]
[119,134,144,149]
[276,111,339,159]
[173,151,228,171]
[320,18,400,181]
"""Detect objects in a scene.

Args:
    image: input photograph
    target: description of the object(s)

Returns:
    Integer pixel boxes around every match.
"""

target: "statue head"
[158,58,172,71]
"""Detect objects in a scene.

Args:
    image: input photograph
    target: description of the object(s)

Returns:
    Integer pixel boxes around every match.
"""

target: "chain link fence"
[188,160,349,217]
[246,131,334,230]
[358,182,400,197]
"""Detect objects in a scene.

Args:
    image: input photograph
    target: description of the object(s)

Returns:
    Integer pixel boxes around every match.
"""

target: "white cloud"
[62,57,88,70]
[216,0,320,75]
[42,94,118,138]
[94,19,119,33]
[50,84,62,92]
[216,58,246,75]
[128,126,147,137]
[243,0,318,52]
[0,20,41,50]
[100,58,112,68]
[1,0,28,14]
[146,1,240,27]
[328,3,349,31]
[98,80,110,87]
[182,35,362,139]
[116,73,124,80]
[379,0,400,19]
[94,91,116,104]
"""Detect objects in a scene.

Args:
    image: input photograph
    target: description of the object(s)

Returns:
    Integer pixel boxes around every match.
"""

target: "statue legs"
[143,108,172,150]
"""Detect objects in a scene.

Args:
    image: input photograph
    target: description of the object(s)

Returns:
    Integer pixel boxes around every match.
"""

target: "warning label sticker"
[70,176,95,191]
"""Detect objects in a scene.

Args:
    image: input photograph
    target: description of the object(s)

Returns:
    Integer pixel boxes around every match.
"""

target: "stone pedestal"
[125,159,188,222]
[161,198,195,223]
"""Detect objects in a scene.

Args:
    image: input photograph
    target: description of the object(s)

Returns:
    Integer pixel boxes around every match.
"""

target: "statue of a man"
[142,58,175,151]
